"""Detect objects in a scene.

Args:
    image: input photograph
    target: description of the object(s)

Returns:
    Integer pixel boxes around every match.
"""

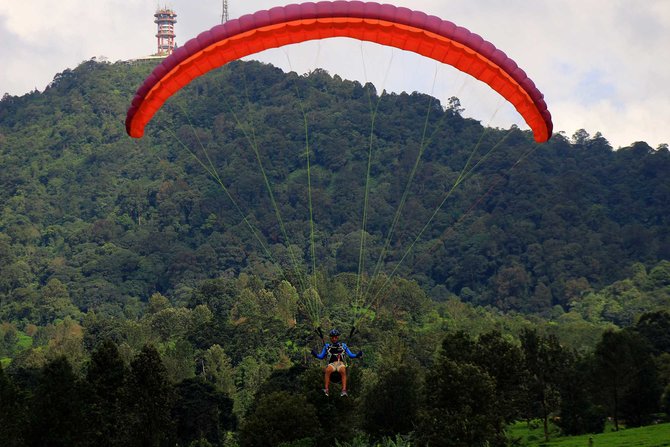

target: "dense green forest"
[1,59,669,446]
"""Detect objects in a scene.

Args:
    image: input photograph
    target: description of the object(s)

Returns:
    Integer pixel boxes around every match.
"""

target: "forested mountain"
[0,59,668,318]
[0,59,669,446]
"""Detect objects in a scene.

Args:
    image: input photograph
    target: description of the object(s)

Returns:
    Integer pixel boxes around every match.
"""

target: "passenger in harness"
[311,329,362,397]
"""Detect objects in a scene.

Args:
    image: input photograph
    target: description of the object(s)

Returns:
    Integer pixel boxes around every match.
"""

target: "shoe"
[323,388,329,397]
[340,389,348,397]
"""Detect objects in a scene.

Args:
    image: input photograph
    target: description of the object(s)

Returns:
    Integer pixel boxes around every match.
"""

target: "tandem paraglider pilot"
[311,329,362,397]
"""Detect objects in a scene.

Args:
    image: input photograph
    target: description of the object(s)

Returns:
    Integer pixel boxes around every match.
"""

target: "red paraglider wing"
[126,1,552,142]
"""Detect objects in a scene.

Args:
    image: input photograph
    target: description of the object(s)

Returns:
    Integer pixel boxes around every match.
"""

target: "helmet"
[329,329,341,337]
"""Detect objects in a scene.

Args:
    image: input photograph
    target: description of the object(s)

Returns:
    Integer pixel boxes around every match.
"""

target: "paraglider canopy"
[126,1,552,142]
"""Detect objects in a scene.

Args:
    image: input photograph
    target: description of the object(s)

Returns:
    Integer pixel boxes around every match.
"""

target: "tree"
[417,357,499,447]
[300,364,360,444]
[475,331,528,437]
[521,329,568,442]
[446,96,464,116]
[634,310,670,355]
[572,128,590,145]
[37,278,79,324]
[26,356,85,446]
[84,339,127,447]
[238,391,320,447]
[148,292,171,314]
[492,264,531,311]
[594,329,661,429]
[275,280,299,326]
[202,344,236,397]
[556,352,606,435]
[162,338,197,383]
[661,386,670,418]
[429,330,527,445]
[123,345,175,446]
[0,364,25,446]
[362,362,421,439]
[44,318,87,373]
[173,377,235,446]
[233,356,271,420]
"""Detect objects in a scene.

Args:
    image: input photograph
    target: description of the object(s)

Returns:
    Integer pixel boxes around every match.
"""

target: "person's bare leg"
[339,365,347,393]
[324,365,335,393]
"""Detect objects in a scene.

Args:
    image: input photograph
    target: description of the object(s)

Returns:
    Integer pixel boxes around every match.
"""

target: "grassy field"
[508,421,670,447]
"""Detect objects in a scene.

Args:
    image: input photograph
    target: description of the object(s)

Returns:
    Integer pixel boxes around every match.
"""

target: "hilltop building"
[155,8,177,56]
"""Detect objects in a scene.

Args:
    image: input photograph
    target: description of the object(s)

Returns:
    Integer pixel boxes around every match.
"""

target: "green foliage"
[202,344,236,397]
[1,59,669,323]
[556,353,606,436]
[594,329,661,429]
[361,361,421,439]
[238,391,320,447]
[417,355,499,447]
[84,339,127,446]
[634,310,670,355]
[0,363,25,446]
[124,344,176,446]
[26,356,85,446]
[1,306,669,445]
[0,56,669,446]
[521,328,570,442]
[173,377,236,446]
[233,355,272,419]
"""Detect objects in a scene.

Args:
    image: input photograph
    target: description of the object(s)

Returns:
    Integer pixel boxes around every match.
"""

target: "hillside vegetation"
[0,59,669,446]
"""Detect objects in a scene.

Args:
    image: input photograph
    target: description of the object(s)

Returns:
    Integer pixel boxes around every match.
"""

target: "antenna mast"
[221,0,229,24]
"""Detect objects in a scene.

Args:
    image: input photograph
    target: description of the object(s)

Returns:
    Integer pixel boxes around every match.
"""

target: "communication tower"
[221,0,230,24]
[155,8,177,56]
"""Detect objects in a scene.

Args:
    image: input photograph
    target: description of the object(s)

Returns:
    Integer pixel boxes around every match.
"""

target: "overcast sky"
[1,0,668,149]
